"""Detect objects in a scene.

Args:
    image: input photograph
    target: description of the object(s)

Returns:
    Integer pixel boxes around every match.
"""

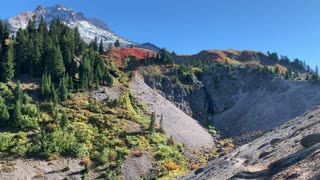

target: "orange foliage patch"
[191,164,200,170]
[104,48,157,67]
[164,161,179,170]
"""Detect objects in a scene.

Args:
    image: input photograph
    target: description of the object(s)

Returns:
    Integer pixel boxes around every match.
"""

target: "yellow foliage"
[5,39,13,46]
[80,157,91,166]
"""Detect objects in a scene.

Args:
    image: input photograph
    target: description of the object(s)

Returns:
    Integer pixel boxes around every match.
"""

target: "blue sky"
[1,0,320,67]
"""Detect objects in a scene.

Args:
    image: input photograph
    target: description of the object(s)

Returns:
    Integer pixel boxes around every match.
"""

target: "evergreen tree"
[79,54,92,90]
[114,39,120,48]
[144,53,150,65]
[99,39,104,54]
[58,76,68,101]
[38,17,49,37]
[51,84,59,106]
[0,96,9,123]
[13,81,23,102]
[27,15,37,34]
[306,75,310,81]
[61,110,69,130]
[12,100,23,128]
[90,37,98,52]
[74,27,84,56]
[51,46,65,79]
[159,48,174,64]
[108,43,113,51]
[39,73,52,98]
[0,43,15,82]
[105,72,114,87]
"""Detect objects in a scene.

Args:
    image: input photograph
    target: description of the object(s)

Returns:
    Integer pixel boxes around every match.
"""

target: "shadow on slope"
[231,143,320,179]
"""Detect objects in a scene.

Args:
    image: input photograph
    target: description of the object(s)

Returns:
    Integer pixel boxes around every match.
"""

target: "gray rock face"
[141,66,320,137]
[129,72,214,154]
[180,106,320,180]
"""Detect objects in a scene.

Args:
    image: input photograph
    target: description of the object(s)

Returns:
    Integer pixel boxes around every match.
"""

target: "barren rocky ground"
[0,158,83,180]
[181,106,320,180]
[129,72,215,154]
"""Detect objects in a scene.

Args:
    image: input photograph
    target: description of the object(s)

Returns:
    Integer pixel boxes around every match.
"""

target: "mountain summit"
[6,4,133,47]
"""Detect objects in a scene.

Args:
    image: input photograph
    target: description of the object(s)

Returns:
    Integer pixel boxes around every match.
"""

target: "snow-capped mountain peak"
[7,4,133,47]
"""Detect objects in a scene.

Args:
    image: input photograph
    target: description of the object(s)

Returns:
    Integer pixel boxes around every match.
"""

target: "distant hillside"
[103,48,157,67]
[175,49,308,75]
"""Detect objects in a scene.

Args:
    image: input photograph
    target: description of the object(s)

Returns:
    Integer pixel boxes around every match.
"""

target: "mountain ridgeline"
[0,4,320,180]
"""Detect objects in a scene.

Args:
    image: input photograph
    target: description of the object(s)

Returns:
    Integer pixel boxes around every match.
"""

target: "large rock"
[300,134,320,148]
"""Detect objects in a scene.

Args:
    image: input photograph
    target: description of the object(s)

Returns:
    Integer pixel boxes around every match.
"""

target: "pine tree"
[13,81,23,102]
[12,100,23,128]
[159,48,173,64]
[0,96,9,123]
[74,27,84,56]
[105,72,114,87]
[108,43,113,51]
[149,112,156,134]
[306,75,310,81]
[114,39,120,48]
[79,55,92,90]
[51,84,59,106]
[39,73,52,98]
[61,110,69,130]
[0,43,15,82]
[51,46,65,79]
[90,37,98,51]
[58,76,68,101]
[38,17,49,37]
[99,39,104,54]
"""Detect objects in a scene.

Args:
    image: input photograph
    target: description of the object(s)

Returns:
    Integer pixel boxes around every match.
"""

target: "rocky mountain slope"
[141,50,317,137]
[181,105,320,179]
[7,4,133,47]
[129,72,214,153]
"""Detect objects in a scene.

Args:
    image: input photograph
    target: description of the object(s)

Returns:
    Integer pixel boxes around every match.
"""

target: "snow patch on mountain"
[7,4,133,47]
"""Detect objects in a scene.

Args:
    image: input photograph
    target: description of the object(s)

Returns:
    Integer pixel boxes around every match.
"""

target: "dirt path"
[129,72,214,153]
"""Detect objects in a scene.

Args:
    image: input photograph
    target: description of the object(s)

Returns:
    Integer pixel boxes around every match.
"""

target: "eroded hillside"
[139,50,319,137]
[181,105,320,179]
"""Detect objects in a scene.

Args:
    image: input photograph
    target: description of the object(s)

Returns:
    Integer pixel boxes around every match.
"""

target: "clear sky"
[0,0,320,67]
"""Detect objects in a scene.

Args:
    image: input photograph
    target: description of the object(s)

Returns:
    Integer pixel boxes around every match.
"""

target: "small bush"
[164,161,179,170]
[80,157,92,166]
[126,136,140,148]
[133,150,143,157]
[191,164,200,170]
[0,134,14,152]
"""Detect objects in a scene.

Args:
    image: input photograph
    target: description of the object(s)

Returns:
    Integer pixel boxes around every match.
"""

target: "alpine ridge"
[6,4,133,47]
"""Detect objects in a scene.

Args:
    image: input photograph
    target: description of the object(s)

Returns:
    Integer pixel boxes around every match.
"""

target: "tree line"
[0,16,115,100]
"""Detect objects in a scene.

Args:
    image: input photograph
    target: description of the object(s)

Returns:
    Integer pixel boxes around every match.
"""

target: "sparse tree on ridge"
[99,39,104,54]
[114,39,120,48]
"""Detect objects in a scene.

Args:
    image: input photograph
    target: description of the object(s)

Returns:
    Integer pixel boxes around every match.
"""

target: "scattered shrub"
[191,164,200,170]
[164,161,179,170]
[133,150,143,157]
